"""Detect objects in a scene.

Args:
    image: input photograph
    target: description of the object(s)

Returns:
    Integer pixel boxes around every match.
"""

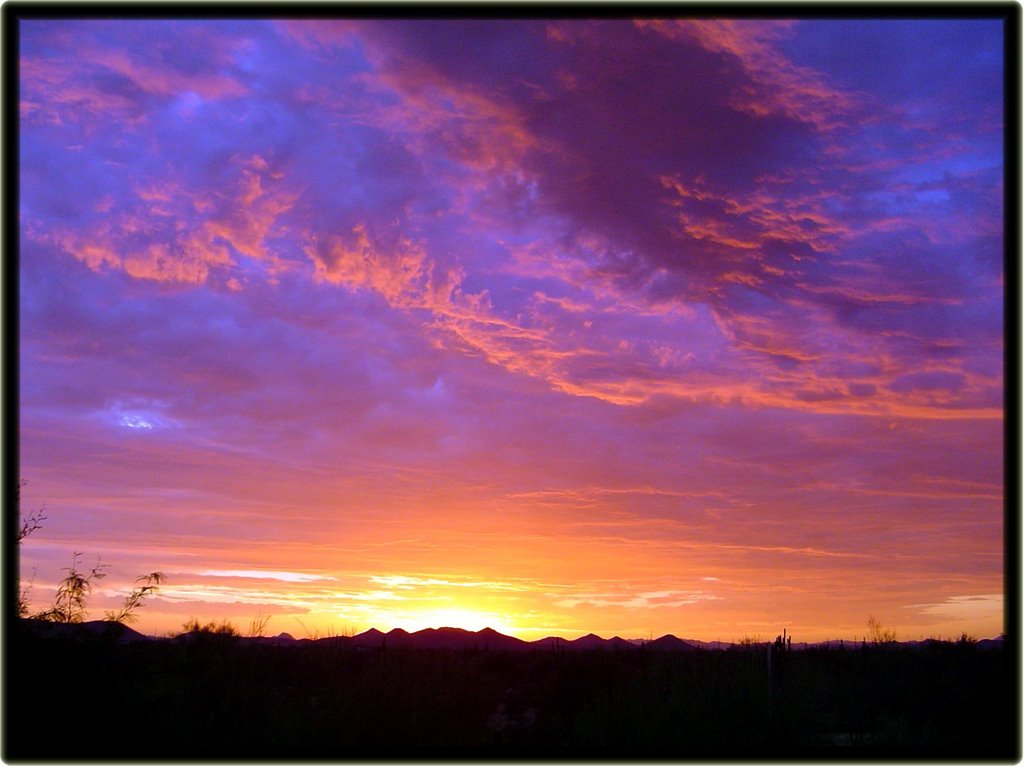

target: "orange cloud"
[306,224,429,302]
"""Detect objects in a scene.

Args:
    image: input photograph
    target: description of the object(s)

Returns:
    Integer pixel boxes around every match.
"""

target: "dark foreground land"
[5,621,1017,760]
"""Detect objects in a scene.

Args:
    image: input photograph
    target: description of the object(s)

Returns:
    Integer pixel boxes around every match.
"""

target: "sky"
[18,16,1006,642]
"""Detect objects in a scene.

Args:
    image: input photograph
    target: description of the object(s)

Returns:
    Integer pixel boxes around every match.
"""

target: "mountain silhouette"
[646,634,698,651]
[17,618,1008,655]
[570,633,608,649]
[248,632,297,646]
[20,618,151,644]
[338,628,702,652]
[374,628,410,647]
[533,636,571,651]
[476,627,529,651]
[337,628,706,652]
[352,627,386,647]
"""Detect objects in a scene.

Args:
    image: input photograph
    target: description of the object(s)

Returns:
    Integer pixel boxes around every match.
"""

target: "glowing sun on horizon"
[376,607,519,635]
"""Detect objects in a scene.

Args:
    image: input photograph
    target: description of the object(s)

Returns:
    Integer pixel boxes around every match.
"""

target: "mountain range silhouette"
[19,620,1006,652]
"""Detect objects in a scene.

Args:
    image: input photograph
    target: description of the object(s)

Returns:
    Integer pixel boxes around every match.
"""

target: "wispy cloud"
[199,570,337,583]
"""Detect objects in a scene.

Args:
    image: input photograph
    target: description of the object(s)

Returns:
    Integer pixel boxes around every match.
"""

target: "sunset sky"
[18,16,1006,642]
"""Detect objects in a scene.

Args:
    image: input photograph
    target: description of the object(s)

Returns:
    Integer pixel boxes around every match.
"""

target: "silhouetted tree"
[35,553,107,623]
[19,480,165,624]
[17,479,47,617]
[247,612,271,637]
[867,615,896,643]
[181,617,239,636]
[105,572,166,624]
[17,480,46,544]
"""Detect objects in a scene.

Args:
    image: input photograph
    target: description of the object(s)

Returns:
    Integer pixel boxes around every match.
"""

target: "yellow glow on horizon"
[360,607,520,636]
[45,558,1001,644]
